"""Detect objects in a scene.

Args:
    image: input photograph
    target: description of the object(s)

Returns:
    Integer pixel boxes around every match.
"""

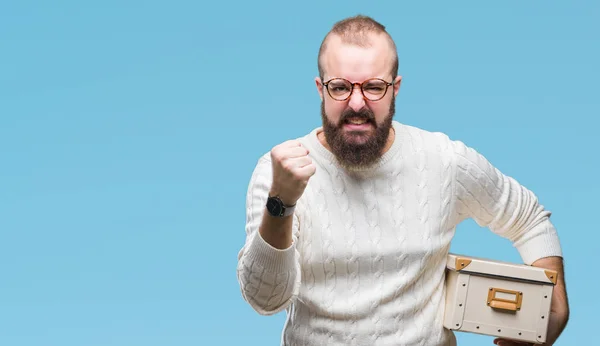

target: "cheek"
[371,101,392,120]
[323,101,344,123]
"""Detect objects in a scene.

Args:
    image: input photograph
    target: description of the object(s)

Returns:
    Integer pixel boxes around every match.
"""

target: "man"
[236,15,569,346]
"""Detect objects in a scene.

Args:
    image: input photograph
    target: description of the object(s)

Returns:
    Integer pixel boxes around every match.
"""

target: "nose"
[347,85,366,111]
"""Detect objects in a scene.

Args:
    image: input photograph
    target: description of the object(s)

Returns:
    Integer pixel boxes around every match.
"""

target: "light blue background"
[1,1,598,345]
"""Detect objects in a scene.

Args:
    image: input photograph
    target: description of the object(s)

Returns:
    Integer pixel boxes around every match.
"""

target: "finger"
[495,340,515,346]
[282,139,304,148]
[272,145,308,162]
[493,339,532,346]
[284,146,310,158]
[297,162,316,177]
[282,156,312,171]
[292,156,313,168]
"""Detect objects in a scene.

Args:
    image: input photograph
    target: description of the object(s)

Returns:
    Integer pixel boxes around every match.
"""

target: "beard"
[321,97,395,170]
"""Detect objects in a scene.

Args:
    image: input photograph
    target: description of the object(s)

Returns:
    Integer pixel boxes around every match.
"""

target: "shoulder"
[394,121,458,154]
[400,124,495,174]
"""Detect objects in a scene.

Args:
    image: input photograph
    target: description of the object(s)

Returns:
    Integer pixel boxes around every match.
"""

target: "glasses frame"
[322,77,394,101]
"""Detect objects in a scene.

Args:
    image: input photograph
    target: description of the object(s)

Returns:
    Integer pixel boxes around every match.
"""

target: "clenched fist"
[269,140,316,206]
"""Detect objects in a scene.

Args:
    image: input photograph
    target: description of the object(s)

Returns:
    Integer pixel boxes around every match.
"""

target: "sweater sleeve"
[450,140,563,265]
[236,155,301,315]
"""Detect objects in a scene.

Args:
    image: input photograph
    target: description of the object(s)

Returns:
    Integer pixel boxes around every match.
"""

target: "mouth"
[345,117,369,125]
[342,117,373,131]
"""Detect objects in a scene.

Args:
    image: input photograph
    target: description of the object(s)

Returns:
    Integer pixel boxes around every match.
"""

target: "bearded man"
[236,14,569,346]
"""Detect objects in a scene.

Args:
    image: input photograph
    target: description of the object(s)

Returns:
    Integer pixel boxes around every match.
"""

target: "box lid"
[446,253,557,285]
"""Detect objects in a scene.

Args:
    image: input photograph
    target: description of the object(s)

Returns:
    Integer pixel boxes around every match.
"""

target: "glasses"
[322,78,393,101]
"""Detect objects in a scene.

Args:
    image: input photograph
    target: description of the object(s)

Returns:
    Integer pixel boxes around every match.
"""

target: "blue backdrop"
[1,1,597,345]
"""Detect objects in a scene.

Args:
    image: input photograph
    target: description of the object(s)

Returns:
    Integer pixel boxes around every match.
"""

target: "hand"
[269,140,316,206]
[492,308,565,345]
[492,307,568,345]
[492,339,532,346]
[492,301,569,346]
[493,256,570,346]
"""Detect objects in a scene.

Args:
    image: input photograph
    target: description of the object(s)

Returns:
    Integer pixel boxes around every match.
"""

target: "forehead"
[322,33,393,82]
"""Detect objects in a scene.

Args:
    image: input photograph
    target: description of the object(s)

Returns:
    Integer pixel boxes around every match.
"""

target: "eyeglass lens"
[327,79,388,100]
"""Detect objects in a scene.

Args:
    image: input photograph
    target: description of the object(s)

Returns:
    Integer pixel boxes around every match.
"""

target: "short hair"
[317,15,399,81]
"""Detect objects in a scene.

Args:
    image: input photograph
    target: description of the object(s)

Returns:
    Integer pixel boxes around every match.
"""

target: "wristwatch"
[266,196,296,218]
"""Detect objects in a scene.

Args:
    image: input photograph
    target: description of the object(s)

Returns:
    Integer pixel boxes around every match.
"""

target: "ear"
[393,75,402,97]
[315,76,324,101]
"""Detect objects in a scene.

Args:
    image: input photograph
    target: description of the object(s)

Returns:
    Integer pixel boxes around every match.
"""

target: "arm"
[451,140,562,264]
[531,256,570,341]
[236,156,301,315]
[450,140,569,344]
[493,256,570,346]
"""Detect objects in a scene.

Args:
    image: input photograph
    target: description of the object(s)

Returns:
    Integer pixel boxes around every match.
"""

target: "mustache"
[339,108,375,124]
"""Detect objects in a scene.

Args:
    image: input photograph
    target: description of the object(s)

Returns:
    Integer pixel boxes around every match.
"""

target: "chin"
[320,100,396,170]
[342,130,373,145]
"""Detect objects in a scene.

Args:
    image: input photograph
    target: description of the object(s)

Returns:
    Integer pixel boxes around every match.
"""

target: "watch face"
[267,197,283,216]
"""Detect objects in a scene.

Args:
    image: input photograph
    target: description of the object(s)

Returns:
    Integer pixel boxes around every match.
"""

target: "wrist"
[266,195,296,218]
[268,188,296,206]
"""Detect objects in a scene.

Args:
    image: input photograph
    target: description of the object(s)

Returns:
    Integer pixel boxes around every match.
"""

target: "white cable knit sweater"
[236,121,562,346]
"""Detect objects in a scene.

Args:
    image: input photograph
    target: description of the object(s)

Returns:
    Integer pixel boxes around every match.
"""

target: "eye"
[364,82,386,92]
[329,83,350,93]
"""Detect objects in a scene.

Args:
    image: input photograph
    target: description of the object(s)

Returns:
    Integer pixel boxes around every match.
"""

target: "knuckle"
[292,171,304,181]
[282,160,294,171]
[270,148,280,159]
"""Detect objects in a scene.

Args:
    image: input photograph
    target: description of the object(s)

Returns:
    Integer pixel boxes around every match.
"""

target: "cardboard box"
[443,253,557,344]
